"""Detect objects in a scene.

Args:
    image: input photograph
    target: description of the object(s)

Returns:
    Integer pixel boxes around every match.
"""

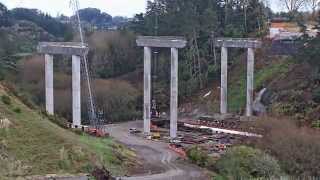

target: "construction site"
[37,34,263,161]
[34,4,267,177]
[125,114,260,159]
[1,0,320,179]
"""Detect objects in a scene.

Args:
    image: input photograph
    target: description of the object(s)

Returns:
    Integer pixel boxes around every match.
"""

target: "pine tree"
[0,3,10,27]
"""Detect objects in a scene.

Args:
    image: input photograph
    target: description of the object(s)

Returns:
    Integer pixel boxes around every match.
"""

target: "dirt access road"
[107,121,210,180]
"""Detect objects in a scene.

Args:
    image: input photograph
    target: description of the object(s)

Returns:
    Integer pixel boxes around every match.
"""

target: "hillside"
[0,1,320,178]
[179,44,320,124]
[0,84,136,178]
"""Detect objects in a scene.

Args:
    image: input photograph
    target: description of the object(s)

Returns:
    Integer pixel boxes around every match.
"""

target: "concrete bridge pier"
[38,42,89,127]
[143,47,152,134]
[246,48,254,116]
[215,38,262,116]
[220,47,228,114]
[45,54,54,115]
[137,36,187,139]
[170,48,178,138]
[72,55,81,127]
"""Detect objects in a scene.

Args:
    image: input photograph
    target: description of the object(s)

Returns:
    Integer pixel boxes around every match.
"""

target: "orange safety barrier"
[168,144,187,158]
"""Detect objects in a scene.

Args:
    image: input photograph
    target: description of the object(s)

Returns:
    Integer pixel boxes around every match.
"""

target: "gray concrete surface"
[38,42,89,56]
[144,47,152,134]
[170,48,178,138]
[220,47,228,114]
[107,121,209,180]
[72,55,81,127]
[214,38,262,48]
[39,43,86,127]
[215,38,261,116]
[137,36,187,48]
[246,48,254,116]
[45,54,54,115]
[138,37,186,139]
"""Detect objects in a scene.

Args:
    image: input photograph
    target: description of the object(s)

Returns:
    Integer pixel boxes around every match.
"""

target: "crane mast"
[70,0,101,128]
[151,0,160,118]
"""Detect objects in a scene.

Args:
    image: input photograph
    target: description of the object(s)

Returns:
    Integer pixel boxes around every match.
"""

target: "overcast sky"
[1,0,148,17]
[1,0,281,17]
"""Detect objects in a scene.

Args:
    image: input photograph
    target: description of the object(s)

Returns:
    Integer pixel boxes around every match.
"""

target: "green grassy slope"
[0,85,135,178]
[228,57,292,112]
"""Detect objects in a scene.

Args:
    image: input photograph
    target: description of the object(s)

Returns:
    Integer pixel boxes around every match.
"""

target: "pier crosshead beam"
[137,36,187,138]
[214,38,262,116]
[38,42,89,127]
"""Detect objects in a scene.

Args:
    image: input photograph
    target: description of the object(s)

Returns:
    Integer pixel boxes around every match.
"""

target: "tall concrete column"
[170,48,178,138]
[220,47,228,114]
[45,54,54,115]
[246,48,254,116]
[72,55,81,127]
[143,47,152,134]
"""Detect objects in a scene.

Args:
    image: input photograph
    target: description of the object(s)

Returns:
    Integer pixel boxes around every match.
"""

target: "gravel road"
[107,121,209,180]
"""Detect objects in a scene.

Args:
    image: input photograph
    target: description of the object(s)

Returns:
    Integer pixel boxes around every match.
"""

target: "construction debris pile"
[137,115,262,158]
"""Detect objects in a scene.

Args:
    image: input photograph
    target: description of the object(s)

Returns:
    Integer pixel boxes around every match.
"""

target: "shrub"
[312,87,320,103]
[91,166,113,180]
[296,36,320,68]
[72,128,84,136]
[186,146,209,167]
[45,114,68,129]
[1,95,11,105]
[312,120,320,128]
[215,146,281,179]
[17,93,36,109]
[13,107,21,113]
[252,117,320,176]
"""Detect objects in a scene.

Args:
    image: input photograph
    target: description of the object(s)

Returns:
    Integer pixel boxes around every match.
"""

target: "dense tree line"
[69,8,129,30]
[10,8,72,38]
[0,3,11,27]
[296,11,320,102]
[0,3,73,39]
[76,8,112,26]
[296,11,320,69]
[87,31,140,78]
[129,0,270,106]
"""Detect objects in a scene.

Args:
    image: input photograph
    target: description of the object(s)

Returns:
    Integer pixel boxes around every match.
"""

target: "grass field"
[0,85,135,178]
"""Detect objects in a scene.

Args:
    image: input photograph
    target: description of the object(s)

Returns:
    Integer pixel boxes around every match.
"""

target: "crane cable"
[69,0,100,128]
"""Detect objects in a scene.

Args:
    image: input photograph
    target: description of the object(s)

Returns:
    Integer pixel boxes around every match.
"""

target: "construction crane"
[151,0,160,119]
[69,0,106,137]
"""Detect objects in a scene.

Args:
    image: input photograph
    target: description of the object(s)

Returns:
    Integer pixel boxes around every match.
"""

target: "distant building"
[268,18,300,55]
[269,18,301,40]
[269,18,318,40]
